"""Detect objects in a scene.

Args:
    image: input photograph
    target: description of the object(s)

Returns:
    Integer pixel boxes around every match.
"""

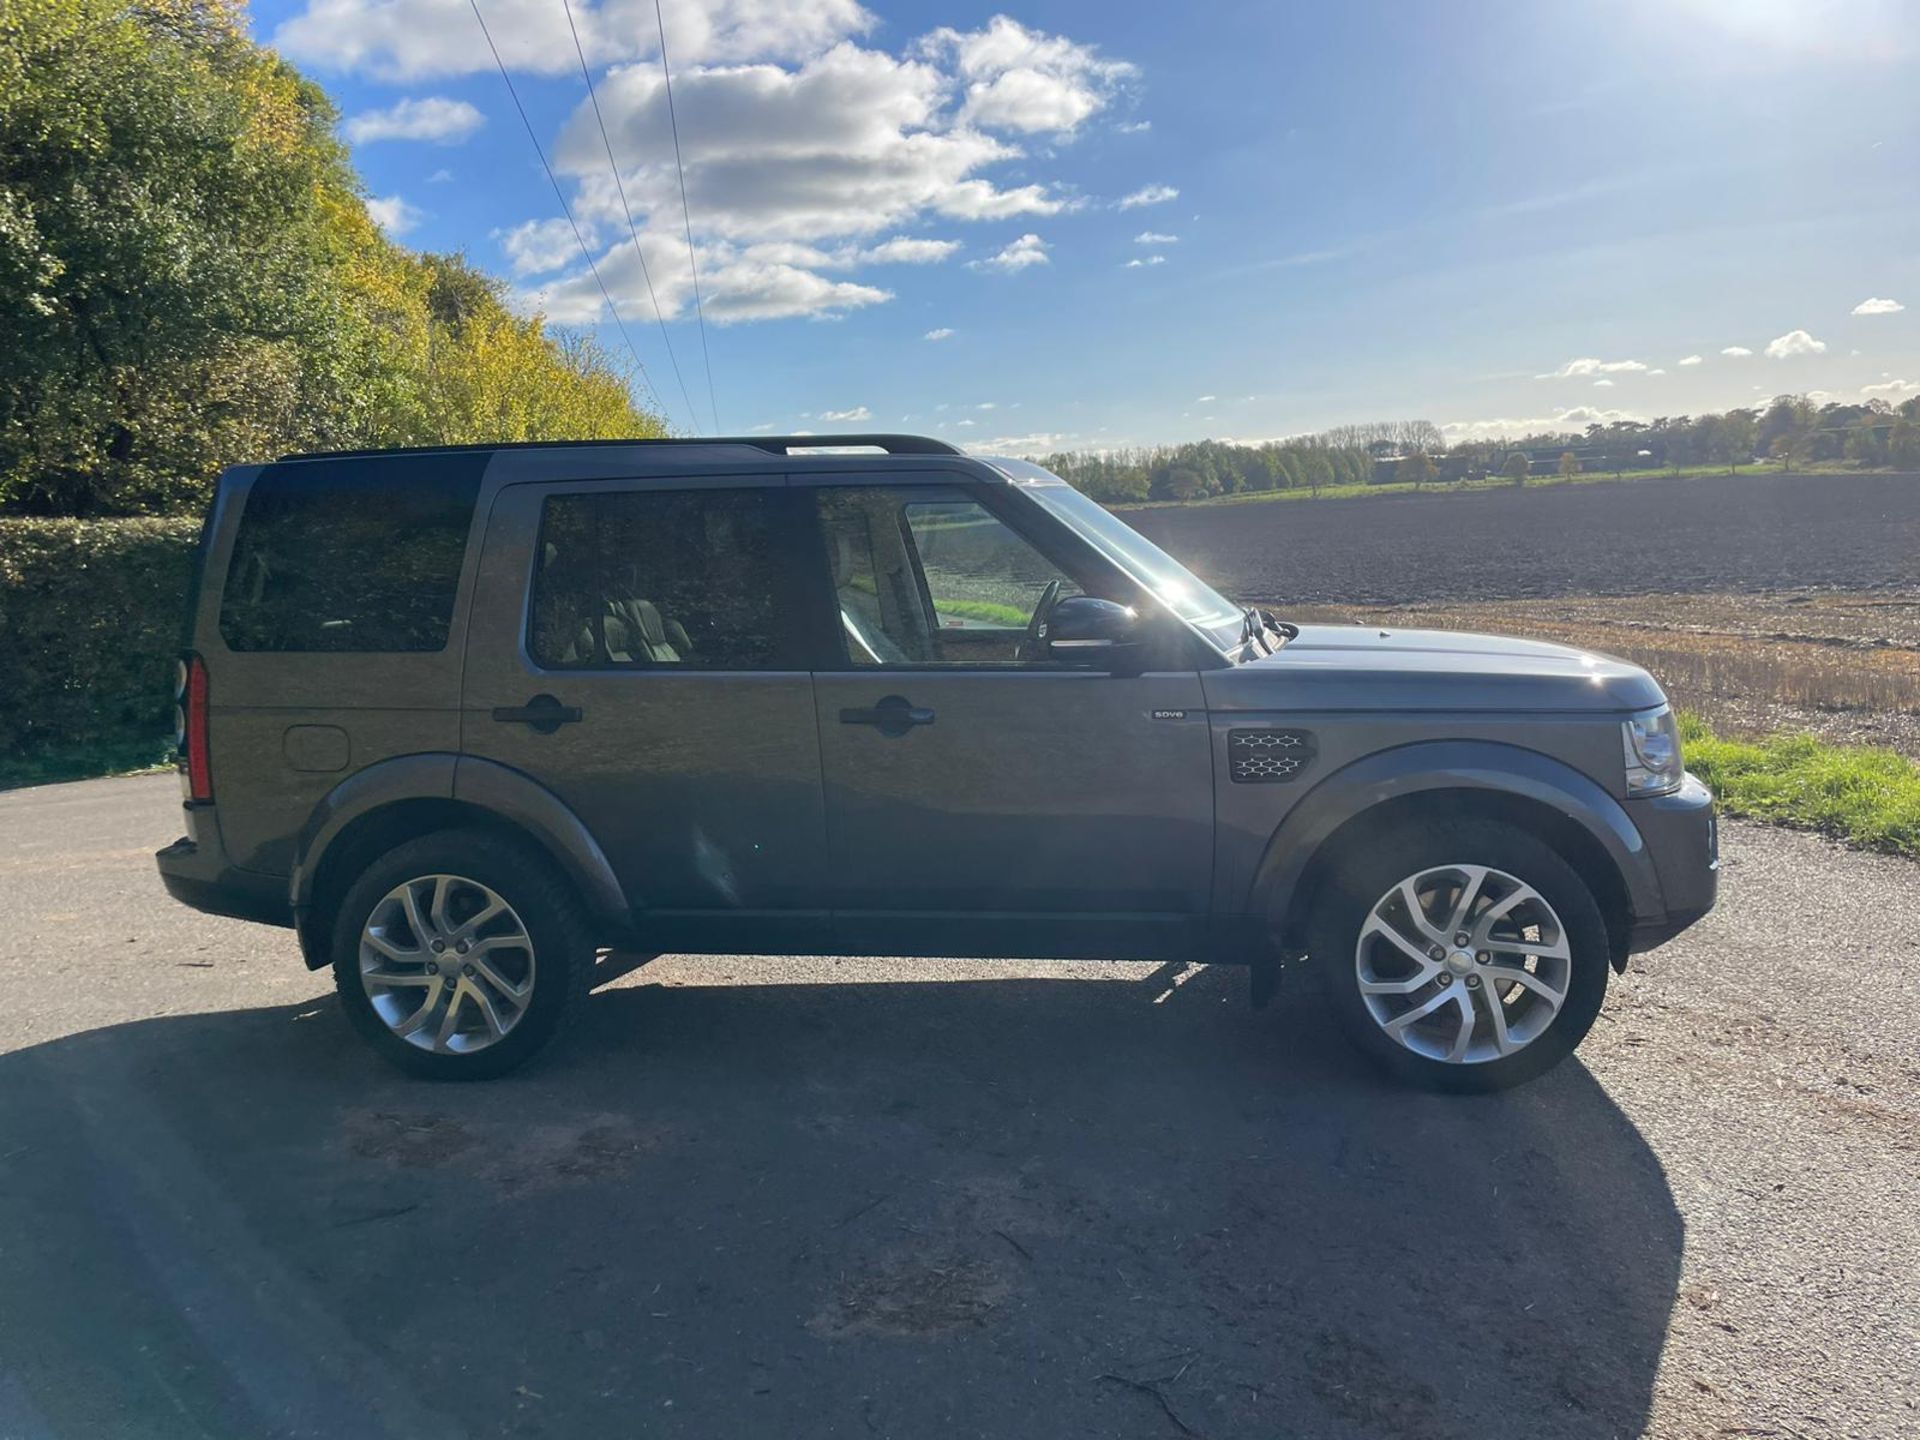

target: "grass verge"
[0,735,175,792]
[1117,462,1901,511]
[1681,711,1920,858]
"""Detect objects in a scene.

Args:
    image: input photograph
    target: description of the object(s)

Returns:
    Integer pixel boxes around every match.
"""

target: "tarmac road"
[1,774,1915,1439]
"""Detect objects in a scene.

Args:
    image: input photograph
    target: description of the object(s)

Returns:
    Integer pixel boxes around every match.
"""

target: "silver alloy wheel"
[360,874,536,1055]
[1354,863,1572,1065]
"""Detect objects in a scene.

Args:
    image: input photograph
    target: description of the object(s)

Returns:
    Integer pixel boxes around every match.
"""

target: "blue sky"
[255,0,1920,448]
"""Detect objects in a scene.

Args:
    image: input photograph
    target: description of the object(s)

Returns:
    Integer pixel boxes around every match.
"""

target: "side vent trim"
[1228,728,1316,784]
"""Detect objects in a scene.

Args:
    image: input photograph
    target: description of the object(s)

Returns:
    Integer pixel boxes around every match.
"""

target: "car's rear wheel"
[1307,819,1610,1091]
[332,829,593,1079]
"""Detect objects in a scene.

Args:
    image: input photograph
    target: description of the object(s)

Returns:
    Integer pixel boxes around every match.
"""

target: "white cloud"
[1721,345,1753,357]
[1133,230,1177,244]
[1115,119,1150,134]
[427,167,455,184]
[496,217,583,276]
[1440,406,1640,442]
[1863,377,1918,398]
[968,232,1049,272]
[1648,368,1667,376]
[1123,254,1166,268]
[1678,354,1703,366]
[955,418,978,426]
[344,96,485,144]
[1593,378,1616,387]
[1852,296,1905,315]
[976,402,997,410]
[365,195,424,236]
[820,405,872,421]
[923,327,954,341]
[967,431,1067,455]
[1764,329,1827,359]
[305,11,1125,327]
[1117,183,1178,209]
[516,230,893,325]
[918,16,1135,135]
[555,45,1071,244]
[853,236,960,264]
[1536,357,1648,379]
[276,0,876,81]
[1195,394,1216,403]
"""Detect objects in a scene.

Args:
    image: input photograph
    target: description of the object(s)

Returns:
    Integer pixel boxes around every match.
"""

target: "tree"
[1717,410,1758,472]
[0,0,664,516]
[1558,451,1580,479]
[1845,426,1887,468]
[1300,450,1333,497]
[1401,451,1436,489]
[1502,451,1531,485]
[1890,419,1920,470]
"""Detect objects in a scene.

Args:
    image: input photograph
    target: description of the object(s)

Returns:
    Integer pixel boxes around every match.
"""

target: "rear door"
[801,478,1215,960]
[460,477,830,953]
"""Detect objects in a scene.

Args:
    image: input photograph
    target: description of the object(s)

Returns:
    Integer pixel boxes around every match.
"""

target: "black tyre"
[1306,819,1610,1092]
[331,828,594,1080]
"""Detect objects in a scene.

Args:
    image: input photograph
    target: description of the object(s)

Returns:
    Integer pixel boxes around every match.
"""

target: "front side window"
[815,486,1091,666]
[530,488,801,670]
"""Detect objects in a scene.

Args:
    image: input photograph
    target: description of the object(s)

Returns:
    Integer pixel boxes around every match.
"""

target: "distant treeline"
[0,0,664,518]
[1040,397,1920,504]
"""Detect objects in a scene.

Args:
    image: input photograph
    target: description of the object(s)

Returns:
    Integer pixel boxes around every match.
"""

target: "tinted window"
[530,489,801,670]
[218,457,482,653]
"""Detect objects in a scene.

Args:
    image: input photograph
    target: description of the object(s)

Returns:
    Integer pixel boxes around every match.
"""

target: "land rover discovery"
[156,434,1718,1089]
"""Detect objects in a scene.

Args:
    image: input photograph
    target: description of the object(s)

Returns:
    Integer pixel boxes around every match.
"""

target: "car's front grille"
[1228,728,1317,784]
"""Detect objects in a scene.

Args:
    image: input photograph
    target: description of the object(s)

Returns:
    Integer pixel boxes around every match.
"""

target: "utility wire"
[466,0,670,427]
[559,0,701,435]
[652,0,720,434]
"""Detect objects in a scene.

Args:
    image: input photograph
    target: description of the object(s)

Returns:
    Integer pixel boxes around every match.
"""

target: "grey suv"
[156,434,1717,1089]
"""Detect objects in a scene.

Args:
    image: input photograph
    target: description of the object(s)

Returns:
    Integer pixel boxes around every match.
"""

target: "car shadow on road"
[0,962,1680,1440]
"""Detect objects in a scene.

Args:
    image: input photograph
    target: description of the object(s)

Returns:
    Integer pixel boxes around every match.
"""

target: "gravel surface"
[2,775,1916,1439]
[1122,470,1920,605]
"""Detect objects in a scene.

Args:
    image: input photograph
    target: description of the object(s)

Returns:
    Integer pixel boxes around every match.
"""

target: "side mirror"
[1044,596,1145,670]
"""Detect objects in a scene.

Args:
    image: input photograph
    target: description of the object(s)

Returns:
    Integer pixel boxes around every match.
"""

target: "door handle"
[839,694,935,738]
[491,693,583,734]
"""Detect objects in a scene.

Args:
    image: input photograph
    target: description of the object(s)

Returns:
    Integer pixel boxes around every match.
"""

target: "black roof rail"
[277,433,963,462]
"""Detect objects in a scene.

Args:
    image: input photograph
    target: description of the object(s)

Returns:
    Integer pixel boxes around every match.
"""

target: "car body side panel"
[192,457,491,876]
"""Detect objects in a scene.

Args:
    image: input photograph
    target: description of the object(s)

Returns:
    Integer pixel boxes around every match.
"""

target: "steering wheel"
[1017,579,1064,662]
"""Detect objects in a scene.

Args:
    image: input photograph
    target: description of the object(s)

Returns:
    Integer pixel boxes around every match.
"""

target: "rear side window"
[218,457,483,653]
[529,488,803,670]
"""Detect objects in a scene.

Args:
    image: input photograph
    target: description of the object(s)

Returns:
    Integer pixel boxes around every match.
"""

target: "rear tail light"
[177,653,213,802]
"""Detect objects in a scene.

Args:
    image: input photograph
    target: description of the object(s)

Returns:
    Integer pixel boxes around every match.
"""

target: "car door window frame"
[518,478,822,675]
[793,474,1172,673]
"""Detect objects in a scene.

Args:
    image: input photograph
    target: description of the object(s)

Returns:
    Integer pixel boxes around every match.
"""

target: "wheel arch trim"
[1247,740,1663,950]
[289,753,629,966]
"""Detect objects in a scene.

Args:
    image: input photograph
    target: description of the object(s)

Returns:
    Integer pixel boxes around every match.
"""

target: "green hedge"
[0,517,201,782]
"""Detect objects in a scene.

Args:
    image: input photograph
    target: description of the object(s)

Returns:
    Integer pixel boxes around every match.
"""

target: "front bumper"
[1625,772,1718,954]
[156,824,292,929]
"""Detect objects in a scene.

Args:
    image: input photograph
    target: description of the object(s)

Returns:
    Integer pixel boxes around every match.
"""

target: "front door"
[461,479,829,953]
[802,480,1215,960]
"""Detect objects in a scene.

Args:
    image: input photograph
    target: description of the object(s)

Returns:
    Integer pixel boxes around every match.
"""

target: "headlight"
[1622,705,1682,796]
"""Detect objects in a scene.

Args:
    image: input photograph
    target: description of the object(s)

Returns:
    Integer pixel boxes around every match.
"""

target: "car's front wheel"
[331,829,593,1079]
[1307,819,1611,1091]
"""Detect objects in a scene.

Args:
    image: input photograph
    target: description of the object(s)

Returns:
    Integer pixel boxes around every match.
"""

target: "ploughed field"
[1123,470,1920,755]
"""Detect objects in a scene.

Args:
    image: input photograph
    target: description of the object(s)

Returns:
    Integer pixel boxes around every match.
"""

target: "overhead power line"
[465,0,670,427]
[559,0,701,435]
[652,0,720,434]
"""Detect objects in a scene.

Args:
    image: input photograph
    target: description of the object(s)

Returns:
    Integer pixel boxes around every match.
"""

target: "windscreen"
[1000,463,1244,646]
